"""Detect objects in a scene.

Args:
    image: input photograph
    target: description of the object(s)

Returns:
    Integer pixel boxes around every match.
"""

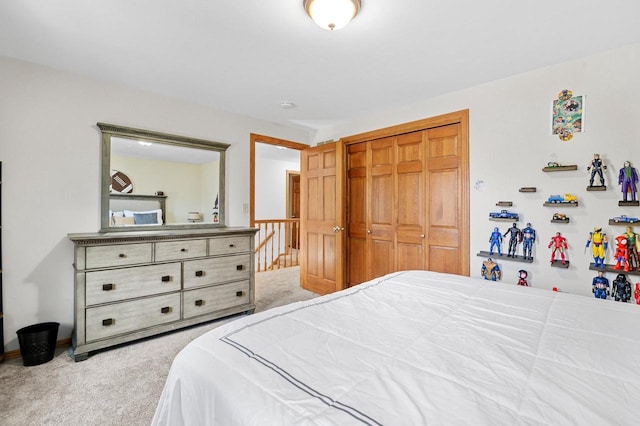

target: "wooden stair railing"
[254,219,300,272]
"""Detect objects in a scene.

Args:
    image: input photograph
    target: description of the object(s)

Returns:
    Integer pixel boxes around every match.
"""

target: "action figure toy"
[548,232,568,264]
[623,226,640,271]
[481,258,501,281]
[587,153,606,187]
[613,235,630,271]
[611,273,632,302]
[635,283,640,304]
[591,270,610,299]
[585,227,608,268]
[489,227,502,255]
[503,223,522,258]
[517,270,528,286]
[521,223,536,260]
[618,160,639,202]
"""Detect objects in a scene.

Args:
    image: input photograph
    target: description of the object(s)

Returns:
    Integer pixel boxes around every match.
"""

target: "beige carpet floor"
[0,267,316,426]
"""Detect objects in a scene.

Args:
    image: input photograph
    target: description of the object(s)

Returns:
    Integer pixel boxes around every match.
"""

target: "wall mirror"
[98,123,229,232]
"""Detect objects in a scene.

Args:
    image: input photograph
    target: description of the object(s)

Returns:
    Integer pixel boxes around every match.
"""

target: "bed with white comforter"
[152,270,640,425]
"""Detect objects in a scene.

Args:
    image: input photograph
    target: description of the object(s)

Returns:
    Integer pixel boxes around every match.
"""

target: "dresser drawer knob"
[236,265,244,271]
[180,248,187,252]
[161,275,171,282]
[195,270,204,277]
[236,291,244,297]
[195,299,204,306]
[102,318,114,326]
[102,283,115,291]
[160,306,172,314]
[118,253,126,258]
[229,244,236,248]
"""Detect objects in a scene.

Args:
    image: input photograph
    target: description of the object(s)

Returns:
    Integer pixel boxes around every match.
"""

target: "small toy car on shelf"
[552,213,568,221]
[612,215,639,223]
[489,209,519,220]
[547,193,577,203]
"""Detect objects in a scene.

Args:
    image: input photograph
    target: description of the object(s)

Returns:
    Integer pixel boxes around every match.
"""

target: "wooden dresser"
[68,227,257,361]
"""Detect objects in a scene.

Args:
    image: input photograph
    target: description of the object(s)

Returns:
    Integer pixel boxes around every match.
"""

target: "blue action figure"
[489,227,502,255]
[587,153,606,187]
[503,223,522,258]
[591,270,610,299]
[481,258,501,281]
[521,222,536,260]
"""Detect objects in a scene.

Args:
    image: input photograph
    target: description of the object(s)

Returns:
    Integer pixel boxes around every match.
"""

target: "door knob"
[333,226,341,232]
[367,229,372,234]
[421,234,425,238]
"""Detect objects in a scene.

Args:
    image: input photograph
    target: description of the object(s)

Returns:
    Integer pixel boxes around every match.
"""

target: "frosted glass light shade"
[304,0,361,31]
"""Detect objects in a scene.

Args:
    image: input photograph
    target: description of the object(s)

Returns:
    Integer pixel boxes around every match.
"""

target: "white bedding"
[152,270,640,425]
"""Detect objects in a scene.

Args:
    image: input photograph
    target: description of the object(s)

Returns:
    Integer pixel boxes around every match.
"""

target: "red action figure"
[635,283,640,304]
[548,232,568,264]
[613,235,630,271]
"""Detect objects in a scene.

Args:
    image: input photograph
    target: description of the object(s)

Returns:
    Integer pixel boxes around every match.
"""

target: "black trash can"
[16,322,60,366]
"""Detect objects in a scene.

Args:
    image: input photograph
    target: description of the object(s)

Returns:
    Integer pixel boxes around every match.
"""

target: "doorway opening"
[250,134,308,271]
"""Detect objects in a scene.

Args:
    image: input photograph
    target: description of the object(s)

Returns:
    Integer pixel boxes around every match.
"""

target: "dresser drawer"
[183,280,250,319]
[183,254,251,289]
[209,236,251,256]
[85,293,180,342]
[155,239,207,261]
[85,263,181,306]
[86,243,152,269]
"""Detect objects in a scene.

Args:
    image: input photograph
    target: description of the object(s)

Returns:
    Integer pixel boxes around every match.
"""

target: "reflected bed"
[153,270,640,425]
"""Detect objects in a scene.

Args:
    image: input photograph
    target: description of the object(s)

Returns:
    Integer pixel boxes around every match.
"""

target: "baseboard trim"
[2,338,71,361]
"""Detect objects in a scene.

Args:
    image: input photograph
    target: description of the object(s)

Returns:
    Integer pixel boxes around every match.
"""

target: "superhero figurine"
[481,258,501,281]
[618,160,639,202]
[611,273,632,302]
[548,232,568,264]
[587,153,607,187]
[613,235,630,271]
[517,269,528,286]
[489,227,502,255]
[623,226,640,271]
[592,270,610,299]
[635,283,640,304]
[585,227,608,268]
[521,223,536,260]
[503,223,522,258]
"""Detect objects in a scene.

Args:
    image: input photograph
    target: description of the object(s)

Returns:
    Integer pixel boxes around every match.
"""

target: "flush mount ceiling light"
[304,0,361,31]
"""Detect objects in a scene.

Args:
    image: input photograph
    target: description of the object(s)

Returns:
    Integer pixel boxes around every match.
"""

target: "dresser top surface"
[68,227,257,244]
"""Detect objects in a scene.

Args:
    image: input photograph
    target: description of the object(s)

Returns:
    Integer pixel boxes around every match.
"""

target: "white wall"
[255,157,300,220]
[318,43,640,298]
[0,56,311,351]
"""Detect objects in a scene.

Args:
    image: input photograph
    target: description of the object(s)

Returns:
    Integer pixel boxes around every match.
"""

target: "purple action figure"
[489,227,502,255]
[592,270,610,299]
[618,161,639,202]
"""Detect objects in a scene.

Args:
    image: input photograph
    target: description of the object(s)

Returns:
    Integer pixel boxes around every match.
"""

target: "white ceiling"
[1,1,638,132]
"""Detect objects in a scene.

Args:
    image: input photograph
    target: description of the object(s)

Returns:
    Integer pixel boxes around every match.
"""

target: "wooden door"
[425,124,467,274]
[343,110,469,284]
[289,173,300,249]
[395,131,427,271]
[346,143,368,286]
[300,142,344,295]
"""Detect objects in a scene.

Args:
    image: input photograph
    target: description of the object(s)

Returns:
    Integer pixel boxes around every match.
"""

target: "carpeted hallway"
[0,267,316,426]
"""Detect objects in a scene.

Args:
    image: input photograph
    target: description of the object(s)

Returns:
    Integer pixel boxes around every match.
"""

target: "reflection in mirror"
[98,123,229,232]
